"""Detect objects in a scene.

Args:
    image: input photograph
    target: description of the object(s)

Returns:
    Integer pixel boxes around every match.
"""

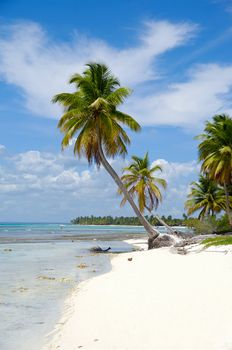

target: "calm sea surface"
[0,223,188,350]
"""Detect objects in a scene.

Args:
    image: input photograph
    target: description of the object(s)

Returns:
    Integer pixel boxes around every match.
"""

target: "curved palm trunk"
[97,143,160,240]
[154,215,176,235]
[224,183,232,227]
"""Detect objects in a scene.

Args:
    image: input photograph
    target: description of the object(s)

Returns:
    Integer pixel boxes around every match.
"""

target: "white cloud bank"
[0,148,199,221]
[0,20,232,128]
[0,20,199,121]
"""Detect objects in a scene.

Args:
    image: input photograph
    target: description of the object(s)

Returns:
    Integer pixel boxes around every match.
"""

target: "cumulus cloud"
[150,158,200,216]
[0,149,199,220]
[151,158,200,179]
[0,20,196,118]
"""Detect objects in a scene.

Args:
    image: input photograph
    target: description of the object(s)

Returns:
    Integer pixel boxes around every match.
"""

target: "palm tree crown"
[197,114,232,225]
[185,175,226,220]
[197,114,232,185]
[119,153,167,213]
[53,63,140,165]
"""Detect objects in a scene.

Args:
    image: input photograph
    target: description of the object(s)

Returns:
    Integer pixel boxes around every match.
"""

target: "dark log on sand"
[90,246,111,253]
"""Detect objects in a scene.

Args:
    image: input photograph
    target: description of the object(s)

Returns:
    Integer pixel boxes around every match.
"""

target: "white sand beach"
[43,244,232,350]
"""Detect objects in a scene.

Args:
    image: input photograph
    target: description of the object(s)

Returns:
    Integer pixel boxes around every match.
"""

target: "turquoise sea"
[0,223,188,350]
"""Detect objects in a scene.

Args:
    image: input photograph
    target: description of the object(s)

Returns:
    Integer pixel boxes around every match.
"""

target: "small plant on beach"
[186,217,217,235]
[119,153,167,213]
[197,114,232,227]
[53,63,160,244]
[202,236,232,248]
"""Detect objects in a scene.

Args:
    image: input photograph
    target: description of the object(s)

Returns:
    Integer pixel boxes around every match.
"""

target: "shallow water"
[0,224,144,350]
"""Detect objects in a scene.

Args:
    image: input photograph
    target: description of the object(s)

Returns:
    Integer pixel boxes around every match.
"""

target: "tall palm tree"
[197,114,232,226]
[52,63,160,239]
[185,175,226,220]
[119,153,167,213]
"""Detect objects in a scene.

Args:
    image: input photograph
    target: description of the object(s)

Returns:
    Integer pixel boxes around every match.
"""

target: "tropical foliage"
[53,62,160,239]
[185,174,226,220]
[197,114,232,225]
[119,153,167,213]
[53,63,140,164]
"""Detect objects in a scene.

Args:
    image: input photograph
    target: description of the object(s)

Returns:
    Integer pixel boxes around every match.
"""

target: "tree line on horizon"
[70,214,186,226]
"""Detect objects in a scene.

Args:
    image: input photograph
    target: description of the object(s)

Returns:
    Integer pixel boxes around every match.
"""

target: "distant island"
[71,215,186,226]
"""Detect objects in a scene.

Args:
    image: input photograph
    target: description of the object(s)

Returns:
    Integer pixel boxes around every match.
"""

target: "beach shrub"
[216,215,231,233]
[184,217,217,234]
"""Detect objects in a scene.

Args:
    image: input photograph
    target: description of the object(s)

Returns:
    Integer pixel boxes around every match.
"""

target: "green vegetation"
[185,174,226,220]
[202,236,232,248]
[184,214,232,235]
[197,114,232,227]
[119,153,166,213]
[184,114,232,234]
[53,63,161,239]
[71,215,185,226]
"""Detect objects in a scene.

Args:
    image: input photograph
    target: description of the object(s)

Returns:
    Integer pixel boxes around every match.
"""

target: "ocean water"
[0,223,147,350]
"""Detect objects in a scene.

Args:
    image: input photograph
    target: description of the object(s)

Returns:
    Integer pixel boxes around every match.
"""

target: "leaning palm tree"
[52,63,160,240]
[197,114,232,226]
[185,174,226,220]
[119,153,167,213]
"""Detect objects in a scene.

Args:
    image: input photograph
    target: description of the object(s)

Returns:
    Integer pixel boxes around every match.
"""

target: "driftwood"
[90,246,111,253]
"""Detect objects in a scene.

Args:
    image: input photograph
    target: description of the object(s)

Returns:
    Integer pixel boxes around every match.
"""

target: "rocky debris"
[77,263,88,269]
[174,234,216,248]
[90,246,111,253]
[176,247,188,255]
[37,275,56,281]
[172,231,195,239]
[148,234,176,249]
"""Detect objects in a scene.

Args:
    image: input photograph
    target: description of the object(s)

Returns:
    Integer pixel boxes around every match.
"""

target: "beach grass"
[202,235,232,248]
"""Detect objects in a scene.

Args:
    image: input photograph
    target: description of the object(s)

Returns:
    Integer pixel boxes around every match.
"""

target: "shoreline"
[42,242,232,350]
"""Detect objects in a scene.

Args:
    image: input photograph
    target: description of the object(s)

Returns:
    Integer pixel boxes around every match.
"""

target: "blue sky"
[0,0,232,221]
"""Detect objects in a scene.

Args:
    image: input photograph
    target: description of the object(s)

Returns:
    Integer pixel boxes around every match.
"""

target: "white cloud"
[0,20,196,118]
[151,158,200,180]
[1,21,232,129]
[127,64,232,128]
[0,144,6,154]
[0,149,199,220]
[150,158,199,216]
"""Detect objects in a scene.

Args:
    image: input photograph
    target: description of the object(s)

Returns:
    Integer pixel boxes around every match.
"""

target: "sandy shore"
[43,244,232,350]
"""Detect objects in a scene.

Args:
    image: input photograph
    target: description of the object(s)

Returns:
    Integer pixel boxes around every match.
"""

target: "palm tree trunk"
[97,141,160,240]
[224,183,232,227]
[154,215,177,235]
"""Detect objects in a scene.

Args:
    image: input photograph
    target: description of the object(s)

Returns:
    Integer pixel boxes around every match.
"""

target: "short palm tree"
[52,63,160,239]
[185,175,226,220]
[197,114,232,226]
[119,153,167,213]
